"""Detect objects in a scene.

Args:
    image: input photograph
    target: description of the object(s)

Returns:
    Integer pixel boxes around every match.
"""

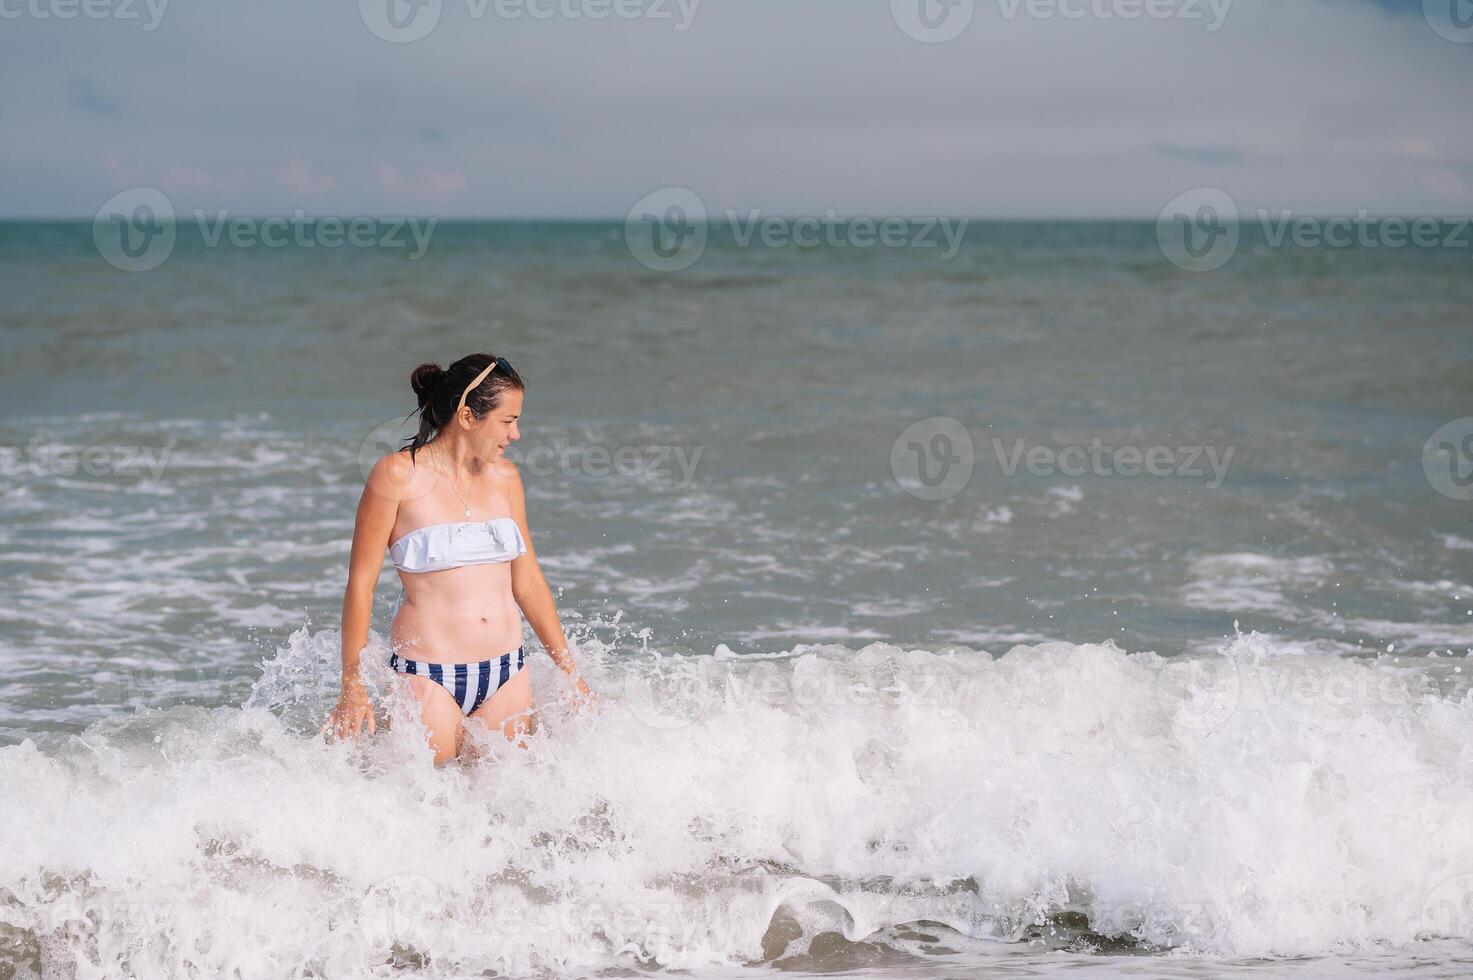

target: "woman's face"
[476,387,522,459]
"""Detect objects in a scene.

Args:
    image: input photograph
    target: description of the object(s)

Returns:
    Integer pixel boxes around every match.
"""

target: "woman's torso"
[387,450,523,664]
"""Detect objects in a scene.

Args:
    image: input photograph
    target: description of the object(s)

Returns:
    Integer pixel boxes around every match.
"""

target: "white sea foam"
[1182,553,1335,617]
[1045,485,1084,516]
[848,598,936,618]
[1312,614,1473,652]
[1385,578,1473,600]
[2,631,1470,977]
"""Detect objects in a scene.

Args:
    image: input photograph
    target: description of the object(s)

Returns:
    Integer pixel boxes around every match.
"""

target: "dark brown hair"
[404,353,525,461]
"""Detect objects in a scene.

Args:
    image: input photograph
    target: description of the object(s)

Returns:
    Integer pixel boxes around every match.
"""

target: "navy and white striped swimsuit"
[387,516,529,714]
[389,648,526,716]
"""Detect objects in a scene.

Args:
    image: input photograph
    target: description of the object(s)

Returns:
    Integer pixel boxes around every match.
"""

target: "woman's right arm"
[324,453,409,742]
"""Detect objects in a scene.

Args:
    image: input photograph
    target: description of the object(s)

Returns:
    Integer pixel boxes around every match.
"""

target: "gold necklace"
[433,443,473,518]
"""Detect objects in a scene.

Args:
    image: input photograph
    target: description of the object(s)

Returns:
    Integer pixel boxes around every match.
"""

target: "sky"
[1,0,1470,219]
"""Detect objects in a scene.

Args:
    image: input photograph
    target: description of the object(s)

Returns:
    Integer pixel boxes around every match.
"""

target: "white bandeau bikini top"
[388,516,526,573]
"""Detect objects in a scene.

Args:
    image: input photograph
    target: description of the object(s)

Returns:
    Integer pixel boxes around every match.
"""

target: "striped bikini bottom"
[389,648,526,716]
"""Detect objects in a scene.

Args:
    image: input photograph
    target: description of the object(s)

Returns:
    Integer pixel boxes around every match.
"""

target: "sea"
[0,219,1470,977]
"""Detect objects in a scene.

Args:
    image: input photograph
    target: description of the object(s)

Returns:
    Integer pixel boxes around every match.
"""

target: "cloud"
[377,163,468,204]
[97,154,251,196]
[1424,170,1470,201]
[278,160,338,197]
[164,166,252,195]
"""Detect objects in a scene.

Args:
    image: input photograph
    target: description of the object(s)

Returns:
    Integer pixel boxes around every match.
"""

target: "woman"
[325,352,593,763]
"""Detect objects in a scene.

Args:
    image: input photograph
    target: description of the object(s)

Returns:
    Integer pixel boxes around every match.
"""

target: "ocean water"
[0,220,1471,977]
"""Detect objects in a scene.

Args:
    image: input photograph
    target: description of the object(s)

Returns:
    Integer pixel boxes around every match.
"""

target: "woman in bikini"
[324,352,593,763]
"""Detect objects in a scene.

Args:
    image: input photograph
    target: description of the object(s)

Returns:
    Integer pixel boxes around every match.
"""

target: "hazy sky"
[2,0,1469,218]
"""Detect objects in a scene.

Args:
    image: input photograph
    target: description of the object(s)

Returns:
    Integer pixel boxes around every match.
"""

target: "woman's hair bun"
[410,362,446,406]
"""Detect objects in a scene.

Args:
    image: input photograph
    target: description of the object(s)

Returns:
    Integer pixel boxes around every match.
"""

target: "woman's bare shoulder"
[366,447,435,503]
[489,455,522,490]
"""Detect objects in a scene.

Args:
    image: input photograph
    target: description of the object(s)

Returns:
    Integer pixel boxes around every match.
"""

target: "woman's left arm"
[504,459,593,700]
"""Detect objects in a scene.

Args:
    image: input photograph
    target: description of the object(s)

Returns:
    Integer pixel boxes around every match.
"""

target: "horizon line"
[5,212,1472,223]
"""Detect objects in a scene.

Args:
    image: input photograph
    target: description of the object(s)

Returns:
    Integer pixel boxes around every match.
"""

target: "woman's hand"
[322,676,377,742]
[568,672,598,712]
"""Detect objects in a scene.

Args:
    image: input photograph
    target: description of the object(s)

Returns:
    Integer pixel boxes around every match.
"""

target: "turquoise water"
[0,220,1471,975]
